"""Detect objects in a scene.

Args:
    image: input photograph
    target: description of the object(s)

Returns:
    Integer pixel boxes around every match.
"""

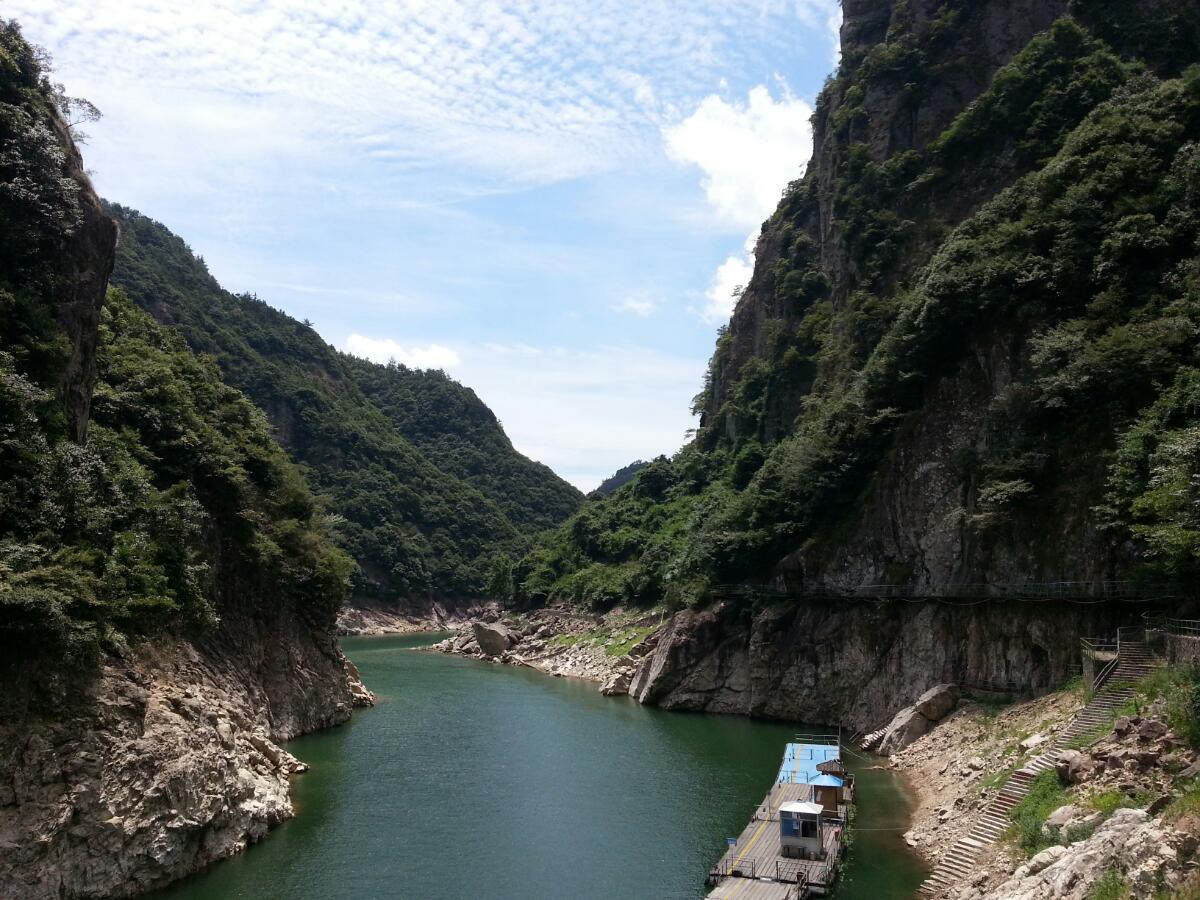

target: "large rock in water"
[472,621,516,657]
[878,684,960,755]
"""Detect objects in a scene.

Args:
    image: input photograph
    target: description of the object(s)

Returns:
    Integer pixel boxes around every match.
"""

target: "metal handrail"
[1093,654,1121,693]
[711,580,1180,603]
[1143,613,1200,636]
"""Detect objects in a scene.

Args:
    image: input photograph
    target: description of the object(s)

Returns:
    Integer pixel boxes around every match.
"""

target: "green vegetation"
[1164,778,1200,824]
[1088,789,1151,818]
[1087,869,1131,900]
[589,461,650,499]
[1131,667,1200,748]
[0,23,349,667]
[507,8,1200,610]
[1007,769,1070,856]
[106,205,581,601]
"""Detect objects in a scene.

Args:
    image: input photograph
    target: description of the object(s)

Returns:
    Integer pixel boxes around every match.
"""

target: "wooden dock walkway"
[706,736,850,899]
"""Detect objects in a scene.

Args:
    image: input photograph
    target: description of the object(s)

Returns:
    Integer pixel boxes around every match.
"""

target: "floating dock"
[706,734,853,900]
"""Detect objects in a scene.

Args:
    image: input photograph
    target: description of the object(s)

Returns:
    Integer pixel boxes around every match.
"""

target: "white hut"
[779,800,825,859]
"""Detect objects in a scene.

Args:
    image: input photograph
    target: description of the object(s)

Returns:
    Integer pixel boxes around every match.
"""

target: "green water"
[155,634,925,899]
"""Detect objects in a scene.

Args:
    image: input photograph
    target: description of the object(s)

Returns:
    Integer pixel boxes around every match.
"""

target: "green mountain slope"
[0,20,349,663]
[513,2,1200,610]
[106,204,582,602]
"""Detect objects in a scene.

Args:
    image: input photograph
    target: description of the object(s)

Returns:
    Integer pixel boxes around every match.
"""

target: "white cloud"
[665,82,817,326]
[663,84,813,230]
[344,335,462,370]
[701,235,756,323]
[14,0,834,195]
[611,294,659,317]
[455,344,703,491]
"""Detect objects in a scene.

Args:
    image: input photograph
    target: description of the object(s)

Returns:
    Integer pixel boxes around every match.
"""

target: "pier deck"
[706,738,849,899]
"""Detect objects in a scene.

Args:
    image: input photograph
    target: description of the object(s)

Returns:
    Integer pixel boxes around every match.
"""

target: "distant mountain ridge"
[589,460,650,498]
[106,203,583,604]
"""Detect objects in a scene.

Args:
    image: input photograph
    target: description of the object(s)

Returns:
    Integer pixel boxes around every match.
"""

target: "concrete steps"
[916,640,1158,897]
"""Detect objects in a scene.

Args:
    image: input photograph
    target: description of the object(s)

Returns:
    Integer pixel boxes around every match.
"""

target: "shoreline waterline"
[154,632,926,899]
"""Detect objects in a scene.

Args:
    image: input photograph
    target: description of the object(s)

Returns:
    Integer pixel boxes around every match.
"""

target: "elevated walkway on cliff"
[709,581,1183,605]
[916,634,1164,897]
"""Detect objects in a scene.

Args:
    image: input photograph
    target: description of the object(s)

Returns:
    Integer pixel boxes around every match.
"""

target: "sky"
[13,0,841,491]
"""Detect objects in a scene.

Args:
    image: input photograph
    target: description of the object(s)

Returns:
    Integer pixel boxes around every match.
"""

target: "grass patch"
[606,624,658,657]
[1088,789,1151,817]
[1163,779,1200,825]
[1087,868,1130,900]
[1007,769,1070,857]
[548,632,592,648]
[1130,667,1200,749]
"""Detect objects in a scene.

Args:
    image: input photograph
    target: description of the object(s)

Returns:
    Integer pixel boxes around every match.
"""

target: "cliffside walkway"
[710,581,1179,605]
[916,639,1160,897]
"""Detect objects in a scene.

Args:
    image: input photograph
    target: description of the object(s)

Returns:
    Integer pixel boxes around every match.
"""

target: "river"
[155,633,926,899]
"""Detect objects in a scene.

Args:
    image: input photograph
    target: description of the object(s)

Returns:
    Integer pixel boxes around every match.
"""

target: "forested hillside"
[107,205,582,603]
[513,0,1200,610]
[0,21,348,664]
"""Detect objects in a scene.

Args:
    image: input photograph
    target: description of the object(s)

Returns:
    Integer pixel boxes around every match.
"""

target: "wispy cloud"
[15,0,836,194]
[344,335,462,370]
[611,293,659,317]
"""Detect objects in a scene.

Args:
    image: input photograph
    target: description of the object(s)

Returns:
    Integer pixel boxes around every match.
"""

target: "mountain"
[513,0,1200,610]
[106,204,583,604]
[0,21,367,897]
[589,460,651,499]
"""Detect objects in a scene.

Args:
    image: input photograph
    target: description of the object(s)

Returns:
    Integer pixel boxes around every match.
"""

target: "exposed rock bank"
[433,605,662,686]
[623,599,1120,732]
[888,686,1200,898]
[0,619,371,899]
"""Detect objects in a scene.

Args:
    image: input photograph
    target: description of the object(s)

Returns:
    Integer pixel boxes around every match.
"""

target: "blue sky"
[14,0,840,490]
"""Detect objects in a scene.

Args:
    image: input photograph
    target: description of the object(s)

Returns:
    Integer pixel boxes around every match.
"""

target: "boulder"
[914,684,960,721]
[472,621,516,657]
[600,668,633,697]
[1044,805,1077,828]
[876,684,960,755]
[1139,719,1169,741]
[1025,845,1067,876]
[1056,750,1085,781]
[1020,734,1047,752]
[1113,716,1132,736]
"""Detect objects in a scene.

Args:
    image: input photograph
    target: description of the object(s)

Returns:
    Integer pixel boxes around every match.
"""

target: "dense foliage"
[0,18,84,396]
[0,23,350,666]
[514,10,1200,611]
[588,461,650,499]
[107,206,581,601]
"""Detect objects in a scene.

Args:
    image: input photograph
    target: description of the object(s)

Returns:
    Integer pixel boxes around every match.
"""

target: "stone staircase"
[916,641,1160,897]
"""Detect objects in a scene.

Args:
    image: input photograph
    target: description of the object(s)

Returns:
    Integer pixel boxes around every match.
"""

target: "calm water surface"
[156,634,925,899]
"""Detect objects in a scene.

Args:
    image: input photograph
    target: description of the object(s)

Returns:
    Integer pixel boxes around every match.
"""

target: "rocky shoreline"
[0,621,372,900]
[884,687,1200,898]
[429,603,661,690]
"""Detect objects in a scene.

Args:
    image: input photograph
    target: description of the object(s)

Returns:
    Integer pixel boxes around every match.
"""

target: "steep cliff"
[0,22,368,897]
[624,599,1121,731]
[516,0,1200,609]
[106,205,582,607]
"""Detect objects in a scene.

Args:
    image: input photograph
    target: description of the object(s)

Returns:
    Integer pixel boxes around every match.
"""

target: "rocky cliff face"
[0,613,369,899]
[0,25,369,897]
[626,599,1122,731]
[48,107,117,444]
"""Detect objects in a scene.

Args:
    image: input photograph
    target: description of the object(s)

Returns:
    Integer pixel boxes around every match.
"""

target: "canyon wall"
[628,599,1127,731]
